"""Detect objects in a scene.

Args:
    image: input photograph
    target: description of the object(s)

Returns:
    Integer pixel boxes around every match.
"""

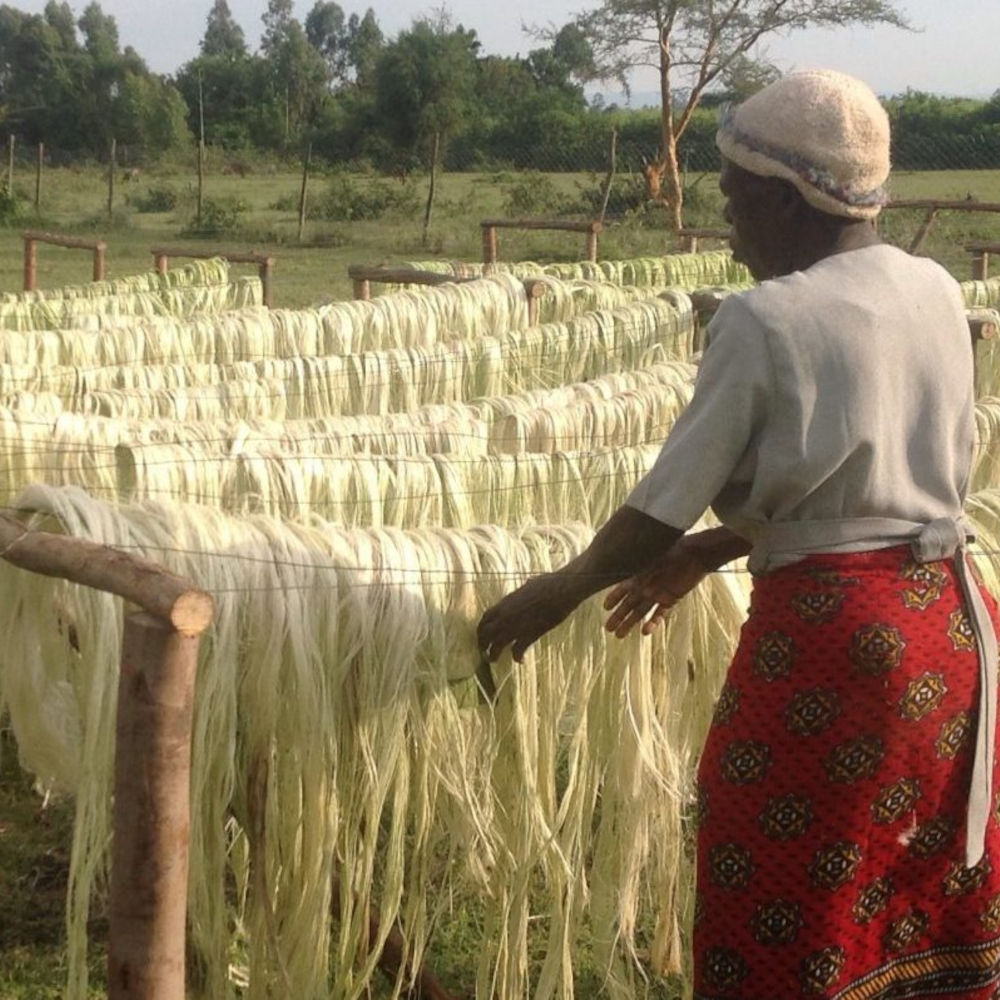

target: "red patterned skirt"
[693,547,1000,1000]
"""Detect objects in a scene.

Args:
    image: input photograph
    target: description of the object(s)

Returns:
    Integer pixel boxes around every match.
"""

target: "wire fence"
[2,130,999,286]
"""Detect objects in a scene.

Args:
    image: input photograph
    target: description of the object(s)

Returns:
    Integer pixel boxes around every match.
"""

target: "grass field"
[0,161,998,999]
[1,163,998,306]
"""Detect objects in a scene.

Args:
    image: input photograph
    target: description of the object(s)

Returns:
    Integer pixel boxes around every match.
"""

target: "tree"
[375,16,478,242]
[305,1,349,85]
[201,0,246,60]
[346,8,382,88]
[572,0,910,228]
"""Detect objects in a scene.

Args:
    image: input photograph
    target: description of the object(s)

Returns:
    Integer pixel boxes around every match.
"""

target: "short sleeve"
[626,295,772,529]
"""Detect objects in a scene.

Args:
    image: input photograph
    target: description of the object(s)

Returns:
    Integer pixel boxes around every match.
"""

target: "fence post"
[93,240,107,283]
[108,138,116,223]
[585,226,599,263]
[297,143,311,243]
[482,223,498,264]
[259,257,275,309]
[6,133,13,192]
[108,611,201,1000]
[973,249,990,281]
[35,143,43,211]
[23,234,37,291]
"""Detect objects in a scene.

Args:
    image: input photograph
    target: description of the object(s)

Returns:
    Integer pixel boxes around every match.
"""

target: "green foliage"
[312,172,418,221]
[374,18,478,162]
[128,183,178,213]
[0,180,22,227]
[182,195,248,235]
[502,172,567,216]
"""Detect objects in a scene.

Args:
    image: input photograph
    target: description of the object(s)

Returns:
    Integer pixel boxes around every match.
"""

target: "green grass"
[0,727,106,999]
[1,164,998,307]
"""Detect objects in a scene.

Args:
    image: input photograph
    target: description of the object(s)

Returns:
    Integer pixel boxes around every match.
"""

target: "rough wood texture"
[480,218,602,233]
[22,230,107,251]
[480,219,602,264]
[108,612,200,1000]
[0,513,213,636]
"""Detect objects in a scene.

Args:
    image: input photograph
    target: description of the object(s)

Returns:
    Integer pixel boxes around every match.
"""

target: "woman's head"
[716,69,890,220]
[716,70,891,279]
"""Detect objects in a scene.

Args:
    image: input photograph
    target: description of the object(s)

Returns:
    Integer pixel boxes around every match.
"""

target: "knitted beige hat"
[715,69,891,219]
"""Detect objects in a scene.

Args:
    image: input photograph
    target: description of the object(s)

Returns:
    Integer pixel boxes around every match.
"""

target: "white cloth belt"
[750,516,997,866]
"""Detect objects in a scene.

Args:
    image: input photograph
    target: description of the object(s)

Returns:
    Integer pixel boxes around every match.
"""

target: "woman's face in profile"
[720,159,792,281]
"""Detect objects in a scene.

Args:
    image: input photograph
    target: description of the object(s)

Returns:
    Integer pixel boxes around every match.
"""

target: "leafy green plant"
[0,180,21,226]
[128,184,178,213]
[501,172,566,216]
[182,196,248,236]
[313,173,419,222]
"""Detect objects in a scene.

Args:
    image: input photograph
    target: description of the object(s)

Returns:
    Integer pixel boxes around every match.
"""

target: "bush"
[182,196,248,236]
[0,180,21,226]
[129,184,178,213]
[313,173,419,222]
[501,172,566,216]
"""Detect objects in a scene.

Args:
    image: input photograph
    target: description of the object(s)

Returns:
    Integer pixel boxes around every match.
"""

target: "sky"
[11,0,1000,101]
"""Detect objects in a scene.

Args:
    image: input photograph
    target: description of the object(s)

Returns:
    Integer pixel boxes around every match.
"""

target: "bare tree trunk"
[661,130,685,231]
[657,45,684,231]
[197,72,205,229]
[422,131,441,248]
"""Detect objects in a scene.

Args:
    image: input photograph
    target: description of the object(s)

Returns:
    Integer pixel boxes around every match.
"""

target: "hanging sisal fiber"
[0,259,255,331]
[401,251,754,291]
[0,298,695,421]
[0,273,532,366]
[0,483,749,1000]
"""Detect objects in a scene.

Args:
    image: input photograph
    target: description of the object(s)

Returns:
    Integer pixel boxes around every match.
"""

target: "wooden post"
[422,131,441,248]
[597,127,617,224]
[523,278,547,327]
[482,224,498,264]
[93,240,107,283]
[973,249,990,281]
[353,277,371,300]
[585,226,599,263]
[297,143,311,242]
[197,72,205,231]
[259,257,275,309]
[34,143,42,211]
[108,138,116,222]
[154,252,168,276]
[23,234,37,291]
[108,612,201,1000]
[6,133,13,193]
[908,207,938,254]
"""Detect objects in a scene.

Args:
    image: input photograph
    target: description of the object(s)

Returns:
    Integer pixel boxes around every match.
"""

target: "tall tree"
[201,0,246,60]
[260,0,294,58]
[572,0,910,228]
[375,16,477,242]
[346,8,382,88]
[305,1,349,85]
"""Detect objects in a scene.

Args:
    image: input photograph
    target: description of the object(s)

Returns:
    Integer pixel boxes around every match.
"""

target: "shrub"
[313,173,419,222]
[501,172,566,216]
[129,184,178,213]
[0,180,21,226]
[182,196,248,236]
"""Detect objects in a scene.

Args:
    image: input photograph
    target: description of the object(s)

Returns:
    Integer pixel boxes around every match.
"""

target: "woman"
[478,70,1000,998]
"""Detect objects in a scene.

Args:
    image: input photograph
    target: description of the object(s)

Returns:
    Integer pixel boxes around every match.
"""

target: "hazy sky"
[13,0,1000,100]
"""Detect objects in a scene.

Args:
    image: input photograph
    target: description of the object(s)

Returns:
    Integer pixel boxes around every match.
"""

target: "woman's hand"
[603,539,710,638]
[478,572,584,663]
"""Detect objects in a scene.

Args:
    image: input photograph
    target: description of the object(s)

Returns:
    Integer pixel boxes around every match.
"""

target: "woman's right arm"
[603,526,751,637]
